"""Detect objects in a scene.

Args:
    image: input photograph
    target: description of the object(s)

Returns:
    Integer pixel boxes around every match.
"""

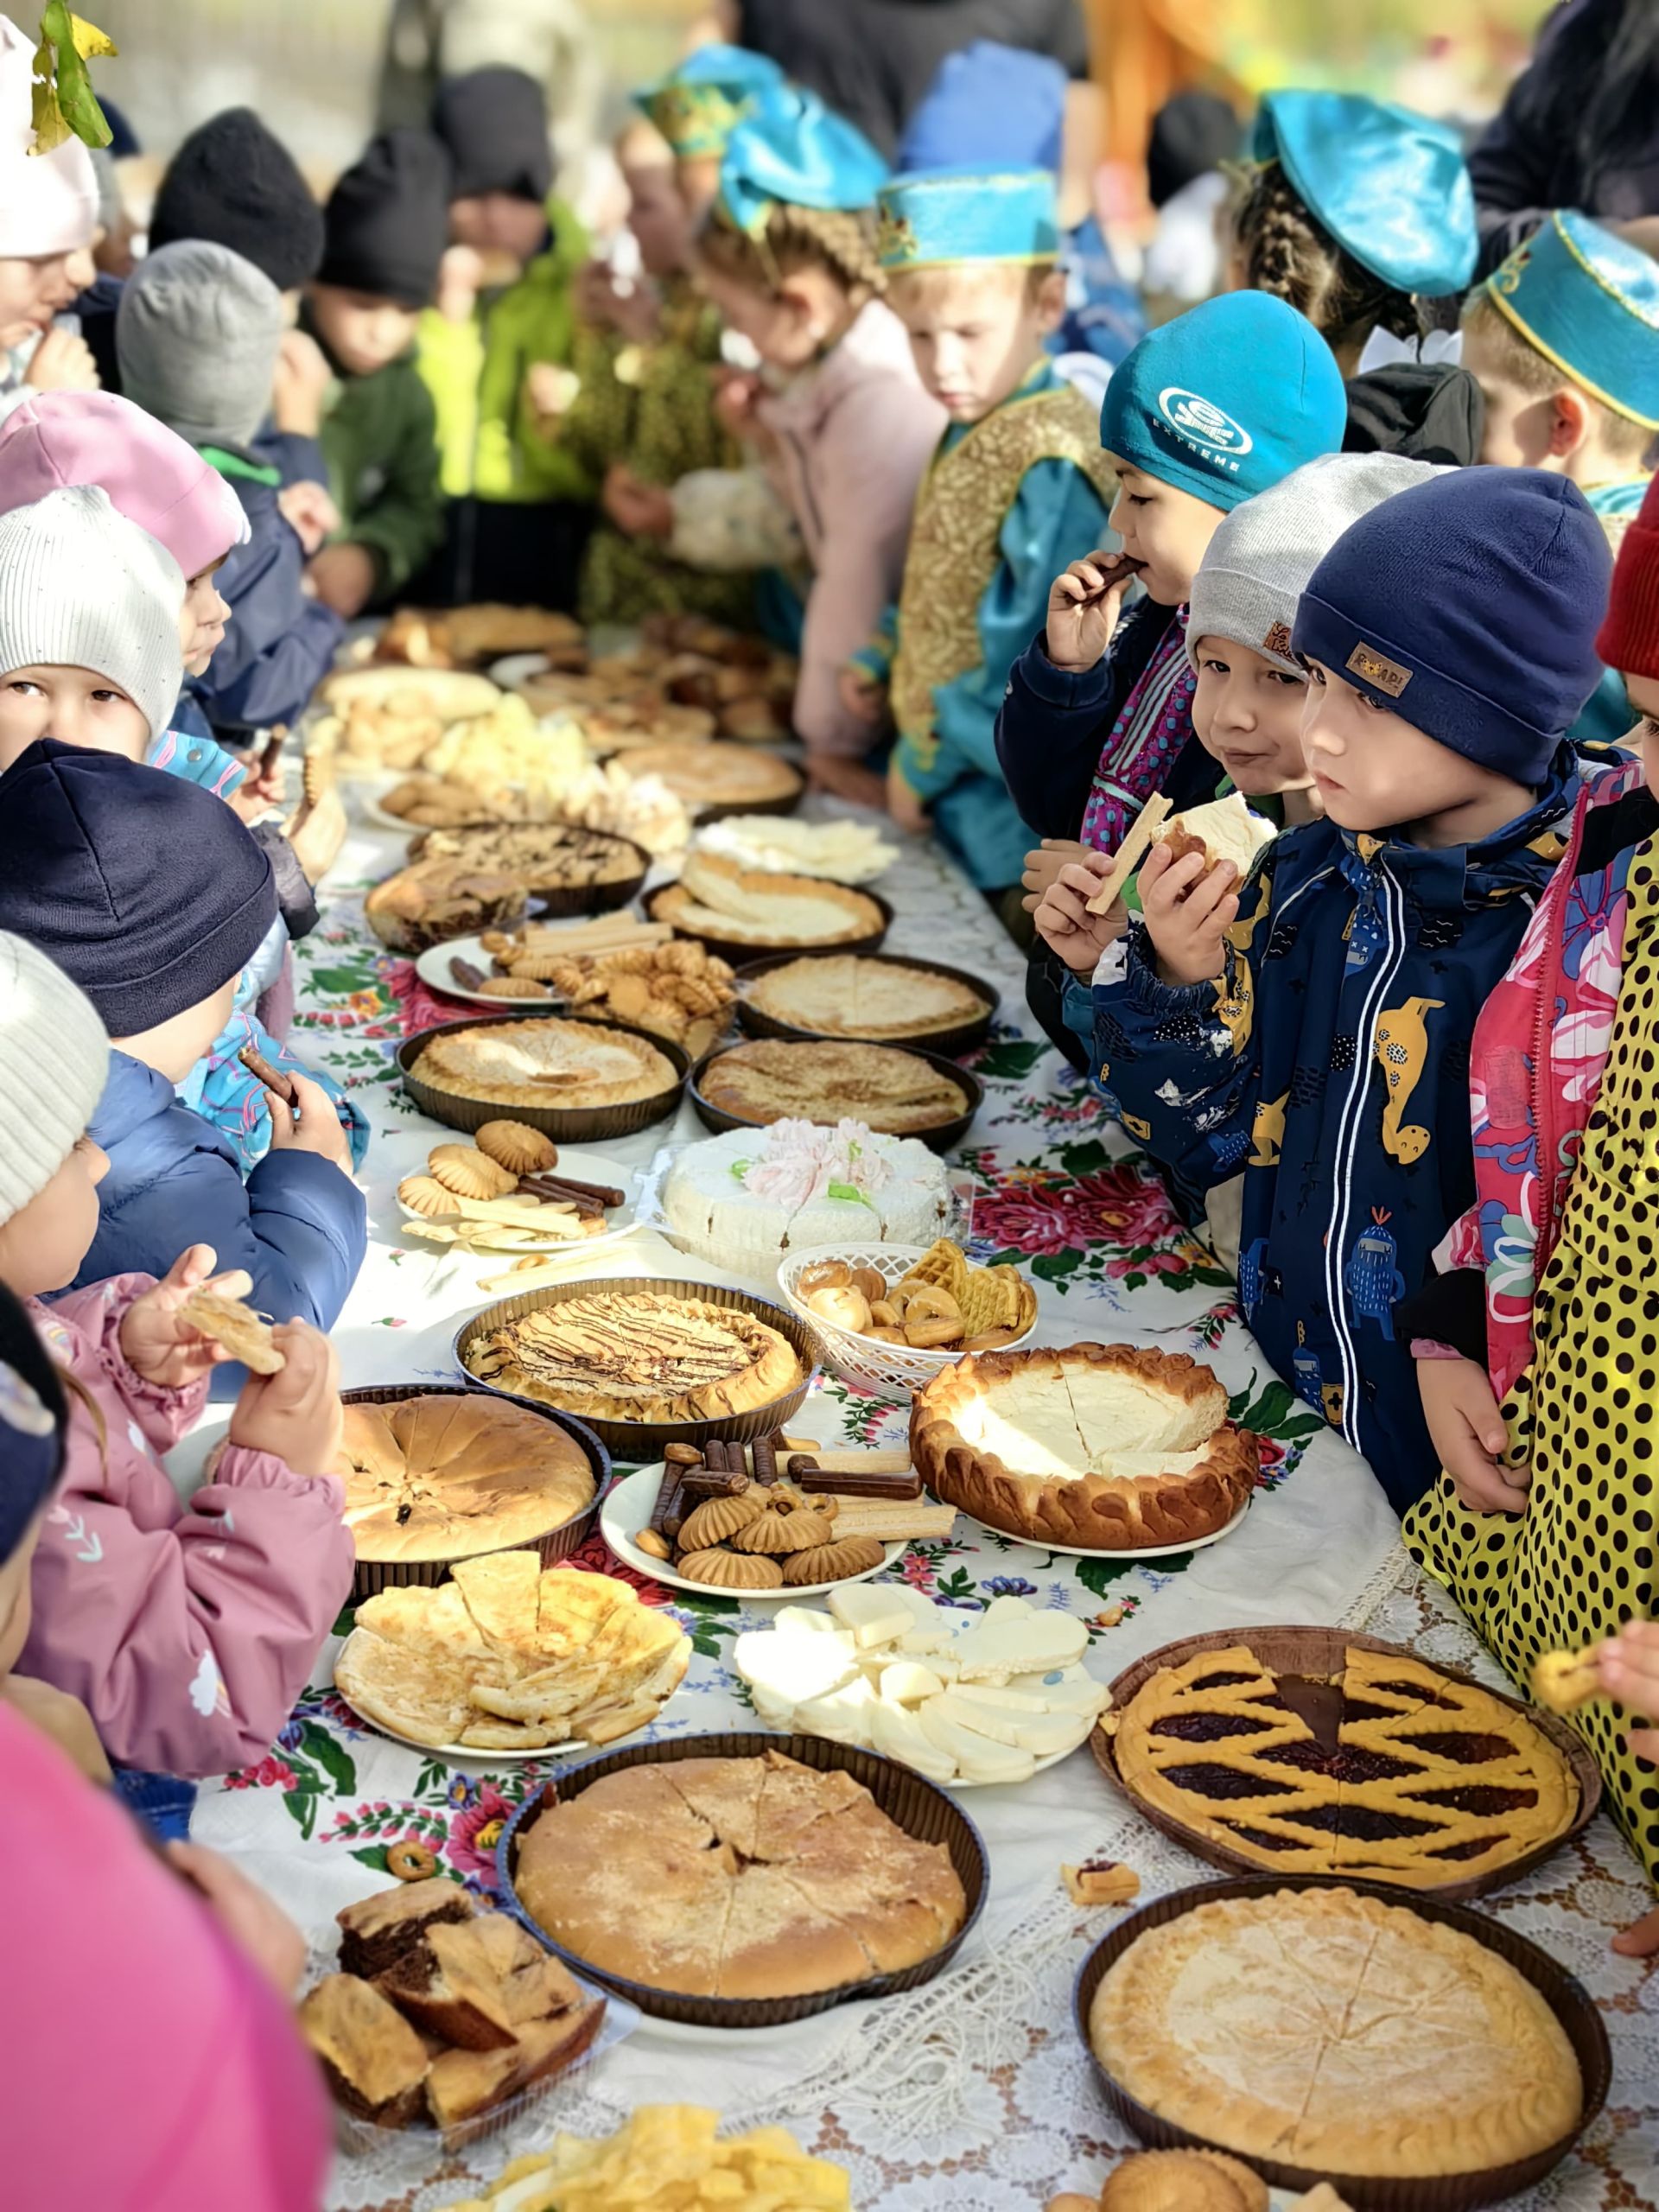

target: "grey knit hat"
[0,932,109,1227]
[0,486,184,741]
[115,239,284,450]
[1187,452,1447,675]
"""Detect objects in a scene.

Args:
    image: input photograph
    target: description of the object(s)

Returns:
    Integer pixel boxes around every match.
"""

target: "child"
[0,929,352,1778]
[1461,211,1659,743]
[303,128,449,618]
[1231,90,1478,378]
[634,41,785,223]
[694,86,944,785]
[116,242,346,741]
[0,13,99,413]
[842,165,1115,913]
[1034,468,1610,1513]
[0,744,367,1347]
[1401,475,1659,1920]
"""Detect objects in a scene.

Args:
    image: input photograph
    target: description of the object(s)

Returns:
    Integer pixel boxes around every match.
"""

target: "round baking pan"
[337,1383,612,1601]
[453,1274,819,1458]
[399,1010,688,1141]
[1073,1872,1610,2210]
[645,886,892,969]
[687,1038,982,1157]
[404,823,650,919]
[496,1728,987,2026]
[1090,1624,1601,1904]
[734,950,998,1057]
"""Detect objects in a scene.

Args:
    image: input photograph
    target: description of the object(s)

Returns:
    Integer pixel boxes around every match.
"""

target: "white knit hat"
[0,485,186,741]
[0,932,108,1226]
[0,16,98,257]
[1187,453,1448,676]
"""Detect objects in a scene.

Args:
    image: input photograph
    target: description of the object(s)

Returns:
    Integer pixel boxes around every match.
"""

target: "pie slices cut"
[745,955,986,1039]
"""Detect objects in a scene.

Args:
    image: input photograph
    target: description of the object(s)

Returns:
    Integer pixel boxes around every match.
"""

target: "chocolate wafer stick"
[751,1435,779,1486]
[519,1171,627,1210]
[450,956,489,992]
[237,1043,296,1104]
[649,1462,696,1541]
[793,1466,924,1501]
[684,1466,750,1501]
[517,1176,605,1218]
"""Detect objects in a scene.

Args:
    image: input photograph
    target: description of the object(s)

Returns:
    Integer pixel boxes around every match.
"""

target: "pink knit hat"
[0,391,249,579]
[0,16,97,257]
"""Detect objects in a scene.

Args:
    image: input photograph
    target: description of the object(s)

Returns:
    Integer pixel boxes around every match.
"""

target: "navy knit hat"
[1294,468,1611,784]
[1099,291,1347,514]
[0,743,276,1036]
[432,68,552,205]
[319,128,452,310]
[150,108,325,293]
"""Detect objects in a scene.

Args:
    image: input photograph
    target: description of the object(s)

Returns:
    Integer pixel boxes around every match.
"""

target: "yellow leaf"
[67,13,118,58]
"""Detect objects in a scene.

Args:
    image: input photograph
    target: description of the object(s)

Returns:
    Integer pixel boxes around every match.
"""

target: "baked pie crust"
[700,1039,969,1135]
[409,1018,677,1110]
[336,1395,595,1565]
[620,741,803,810]
[654,855,883,949]
[414,822,645,893]
[463,1289,802,1424]
[1089,1885,1582,2177]
[911,1343,1256,1548]
[746,956,986,1039]
[365,859,527,953]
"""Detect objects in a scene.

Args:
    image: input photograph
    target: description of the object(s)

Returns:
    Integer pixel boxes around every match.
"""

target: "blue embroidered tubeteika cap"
[1484,210,1659,429]
[876,168,1058,271]
[715,86,888,237]
[1251,89,1478,299]
[898,41,1066,174]
[633,44,785,160]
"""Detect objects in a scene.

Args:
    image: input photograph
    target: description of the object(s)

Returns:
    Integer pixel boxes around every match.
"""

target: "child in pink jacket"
[0,930,353,1779]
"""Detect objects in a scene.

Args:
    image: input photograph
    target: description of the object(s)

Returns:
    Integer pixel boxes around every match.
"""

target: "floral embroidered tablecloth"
[185,797,1656,2211]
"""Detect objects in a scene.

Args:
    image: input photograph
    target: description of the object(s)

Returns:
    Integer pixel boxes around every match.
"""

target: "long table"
[182,795,1658,2212]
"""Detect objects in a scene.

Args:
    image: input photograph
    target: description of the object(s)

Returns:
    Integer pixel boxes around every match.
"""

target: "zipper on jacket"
[1528,786,1592,1290]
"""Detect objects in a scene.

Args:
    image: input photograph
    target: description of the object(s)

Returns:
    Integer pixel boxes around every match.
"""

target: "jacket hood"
[88,1050,240,1173]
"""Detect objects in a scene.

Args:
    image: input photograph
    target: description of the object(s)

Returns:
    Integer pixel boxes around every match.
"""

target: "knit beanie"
[1188,454,1445,676]
[1147,90,1242,209]
[432,67,552,204]
[0,931,109,1228]
[0,742,276,1036]
[0,391,249,580]
[318,128,452,310]
[1294,467,1611,783]
[1099,292,1347,514]
[0,486,183,741]
[1595,471,1659,683]
[0,1274,68,1562]
[116,242,284,451]
[149,107,324,292]
[0,15,97,258]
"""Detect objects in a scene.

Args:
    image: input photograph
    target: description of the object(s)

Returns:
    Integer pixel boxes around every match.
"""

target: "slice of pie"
[618,741,804,811]
[745,956,987,1040]
[409,1017,677,1110]
[337,1394,595,1567]
[911,1343,1256,1548]
[699,1039,969,1135]
[655,855,883,948]
[365,858,528,954]
[1089,1886,1581,2176]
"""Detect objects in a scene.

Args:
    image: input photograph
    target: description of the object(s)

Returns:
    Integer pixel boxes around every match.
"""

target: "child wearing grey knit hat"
[115,241,285,453]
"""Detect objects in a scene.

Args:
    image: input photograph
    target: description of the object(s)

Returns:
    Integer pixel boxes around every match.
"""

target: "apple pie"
[745,956,986,1040]
[1089,1885,1581,2176]
[463,1289,802,1425]
[409,1017,677,1111]
[653,853,883,949]
[699,1039,970,1135]
[513,1749,966,1999]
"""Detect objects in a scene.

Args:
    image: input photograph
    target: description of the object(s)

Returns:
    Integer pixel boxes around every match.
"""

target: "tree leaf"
[282,1786,318,1840]
[29,6,115,156]
[297,1720,357,1796]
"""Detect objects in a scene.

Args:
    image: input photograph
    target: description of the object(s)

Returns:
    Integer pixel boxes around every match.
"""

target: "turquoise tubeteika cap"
[715,86,888,237]
[633,44,785,159]
[1251,89,1477,299]
[875,168,1058,271]
[1484,210,1659,429]
[1099,290,1347,513]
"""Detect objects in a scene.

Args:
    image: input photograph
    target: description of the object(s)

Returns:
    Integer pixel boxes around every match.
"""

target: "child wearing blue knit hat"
[1035,467,1611,1515]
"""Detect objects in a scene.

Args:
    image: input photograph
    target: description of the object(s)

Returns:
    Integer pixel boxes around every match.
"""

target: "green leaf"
[1030,1248,1083,1284]
[297,1720,357,1796]
[281,1788,318,1840]
[972,1041,1048,1083]
[331,1600,357,1639]
[307,964,374,995]
[1229,1375,1322,1441]
[1057,1138,1110,1175]
[30,7,115,155]
[1075,1554,1135,1595]
[825,1179,874,1207]
[350,1846,391,1873]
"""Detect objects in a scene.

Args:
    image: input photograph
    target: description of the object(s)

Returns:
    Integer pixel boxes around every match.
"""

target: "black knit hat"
[432,67,551,204]
[150,107,325,292]
[319,129,451,308]
[1147,90,1242,208]
[0,743,276,1036]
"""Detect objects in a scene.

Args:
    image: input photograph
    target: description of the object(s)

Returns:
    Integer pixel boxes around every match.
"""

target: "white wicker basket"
[776,1243,1036,1396]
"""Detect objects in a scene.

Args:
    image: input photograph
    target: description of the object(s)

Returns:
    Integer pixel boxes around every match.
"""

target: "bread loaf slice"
[1159,791,1274,878]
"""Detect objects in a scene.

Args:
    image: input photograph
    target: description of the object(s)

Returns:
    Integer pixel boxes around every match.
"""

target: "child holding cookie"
[0,931,352,1777]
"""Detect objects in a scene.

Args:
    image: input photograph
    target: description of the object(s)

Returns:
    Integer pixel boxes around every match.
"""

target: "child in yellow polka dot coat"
[1403,474,1659,1953]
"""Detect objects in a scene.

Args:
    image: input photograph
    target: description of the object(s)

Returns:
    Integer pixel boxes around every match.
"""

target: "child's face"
[1105,459,1226,607]
[626,158,693,277]
[891,264,1062,424]
[695,257,846,372]
[1301,658,1516,839]
[449,194,547,266]
[181,560,231,676]
[0,665,149,773]
[1191,635,1313,797]
[308,283,420,377]
[0,250,81,347]
[0,1134,108,1300]
[1628,672,1659,797]
[675,156,724,227]
[116,975,238,1086]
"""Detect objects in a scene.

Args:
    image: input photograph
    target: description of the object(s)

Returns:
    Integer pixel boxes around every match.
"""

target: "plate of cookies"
[396,1124,641,1286]
[778,1240,1038,1395]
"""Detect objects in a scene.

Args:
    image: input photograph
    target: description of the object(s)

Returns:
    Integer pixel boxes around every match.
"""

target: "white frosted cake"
[661,1118,949,1278]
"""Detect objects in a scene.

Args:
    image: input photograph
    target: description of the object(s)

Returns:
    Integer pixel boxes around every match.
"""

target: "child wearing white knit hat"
[0,15,100,410]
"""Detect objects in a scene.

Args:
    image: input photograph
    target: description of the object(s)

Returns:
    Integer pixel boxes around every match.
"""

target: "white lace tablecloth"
[181,796,1656,2211]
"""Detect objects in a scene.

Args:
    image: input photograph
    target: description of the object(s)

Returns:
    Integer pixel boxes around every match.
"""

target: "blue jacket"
[72,1052,366,1386]
[1070,752,1583,1512]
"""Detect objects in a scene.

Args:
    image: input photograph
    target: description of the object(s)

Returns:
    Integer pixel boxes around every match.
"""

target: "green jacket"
[318,344,445,599]
[416,198,592,504]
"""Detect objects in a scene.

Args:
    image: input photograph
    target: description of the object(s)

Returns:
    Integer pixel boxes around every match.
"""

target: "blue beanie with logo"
[1099,291,1347,512]
[1294,467,1611,785]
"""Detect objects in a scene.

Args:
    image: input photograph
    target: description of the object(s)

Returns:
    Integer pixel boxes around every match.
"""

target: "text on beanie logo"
[1262,621,1294,659]
[1156,386,1255,460]
[1346,642,1413,696]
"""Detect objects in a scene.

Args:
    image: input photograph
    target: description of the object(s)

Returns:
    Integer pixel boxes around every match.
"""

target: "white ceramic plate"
[333,1642,580,1765]
[394,1144,642,1262]
[954,1495,1250,1561]
[489,652,551,690]
[414,931,563,1007]
[601,1464,905,1598]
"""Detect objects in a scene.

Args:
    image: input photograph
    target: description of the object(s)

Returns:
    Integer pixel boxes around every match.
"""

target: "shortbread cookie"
[428,1142,518,1200]
[181,1288,284,1374]
[397,1173,455,1218]
[474,1119,559,1176]
[677,1548,785,1589]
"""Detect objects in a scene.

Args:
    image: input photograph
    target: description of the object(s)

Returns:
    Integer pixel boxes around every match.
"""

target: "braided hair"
[697,200,885,302]
[1230,162,1422,356]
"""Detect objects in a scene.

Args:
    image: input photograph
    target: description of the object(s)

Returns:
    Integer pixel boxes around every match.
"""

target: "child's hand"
[25,326,98,392]
[1593,1621,1659,1762]
[840,665,887,726]
[1033,853,1128,974]
[887,759,930,836]
[711,366,766,445]
[306,541,378,618]
[265,1071,353,1173]
[435,242,483,322]
[276,479,340,556]
[228,1319,342,1473]
[601,461,674,538]
[1138,840,1239,986]
[1045,549,1141,672]
[806,754,889,810]
[166,1842,308,1996]
[1417,1354,1529,1516]
[1021,838,1089,912]
[119,1245,256,1389]
[270,329,331,435]
[2,1674,111,1784]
